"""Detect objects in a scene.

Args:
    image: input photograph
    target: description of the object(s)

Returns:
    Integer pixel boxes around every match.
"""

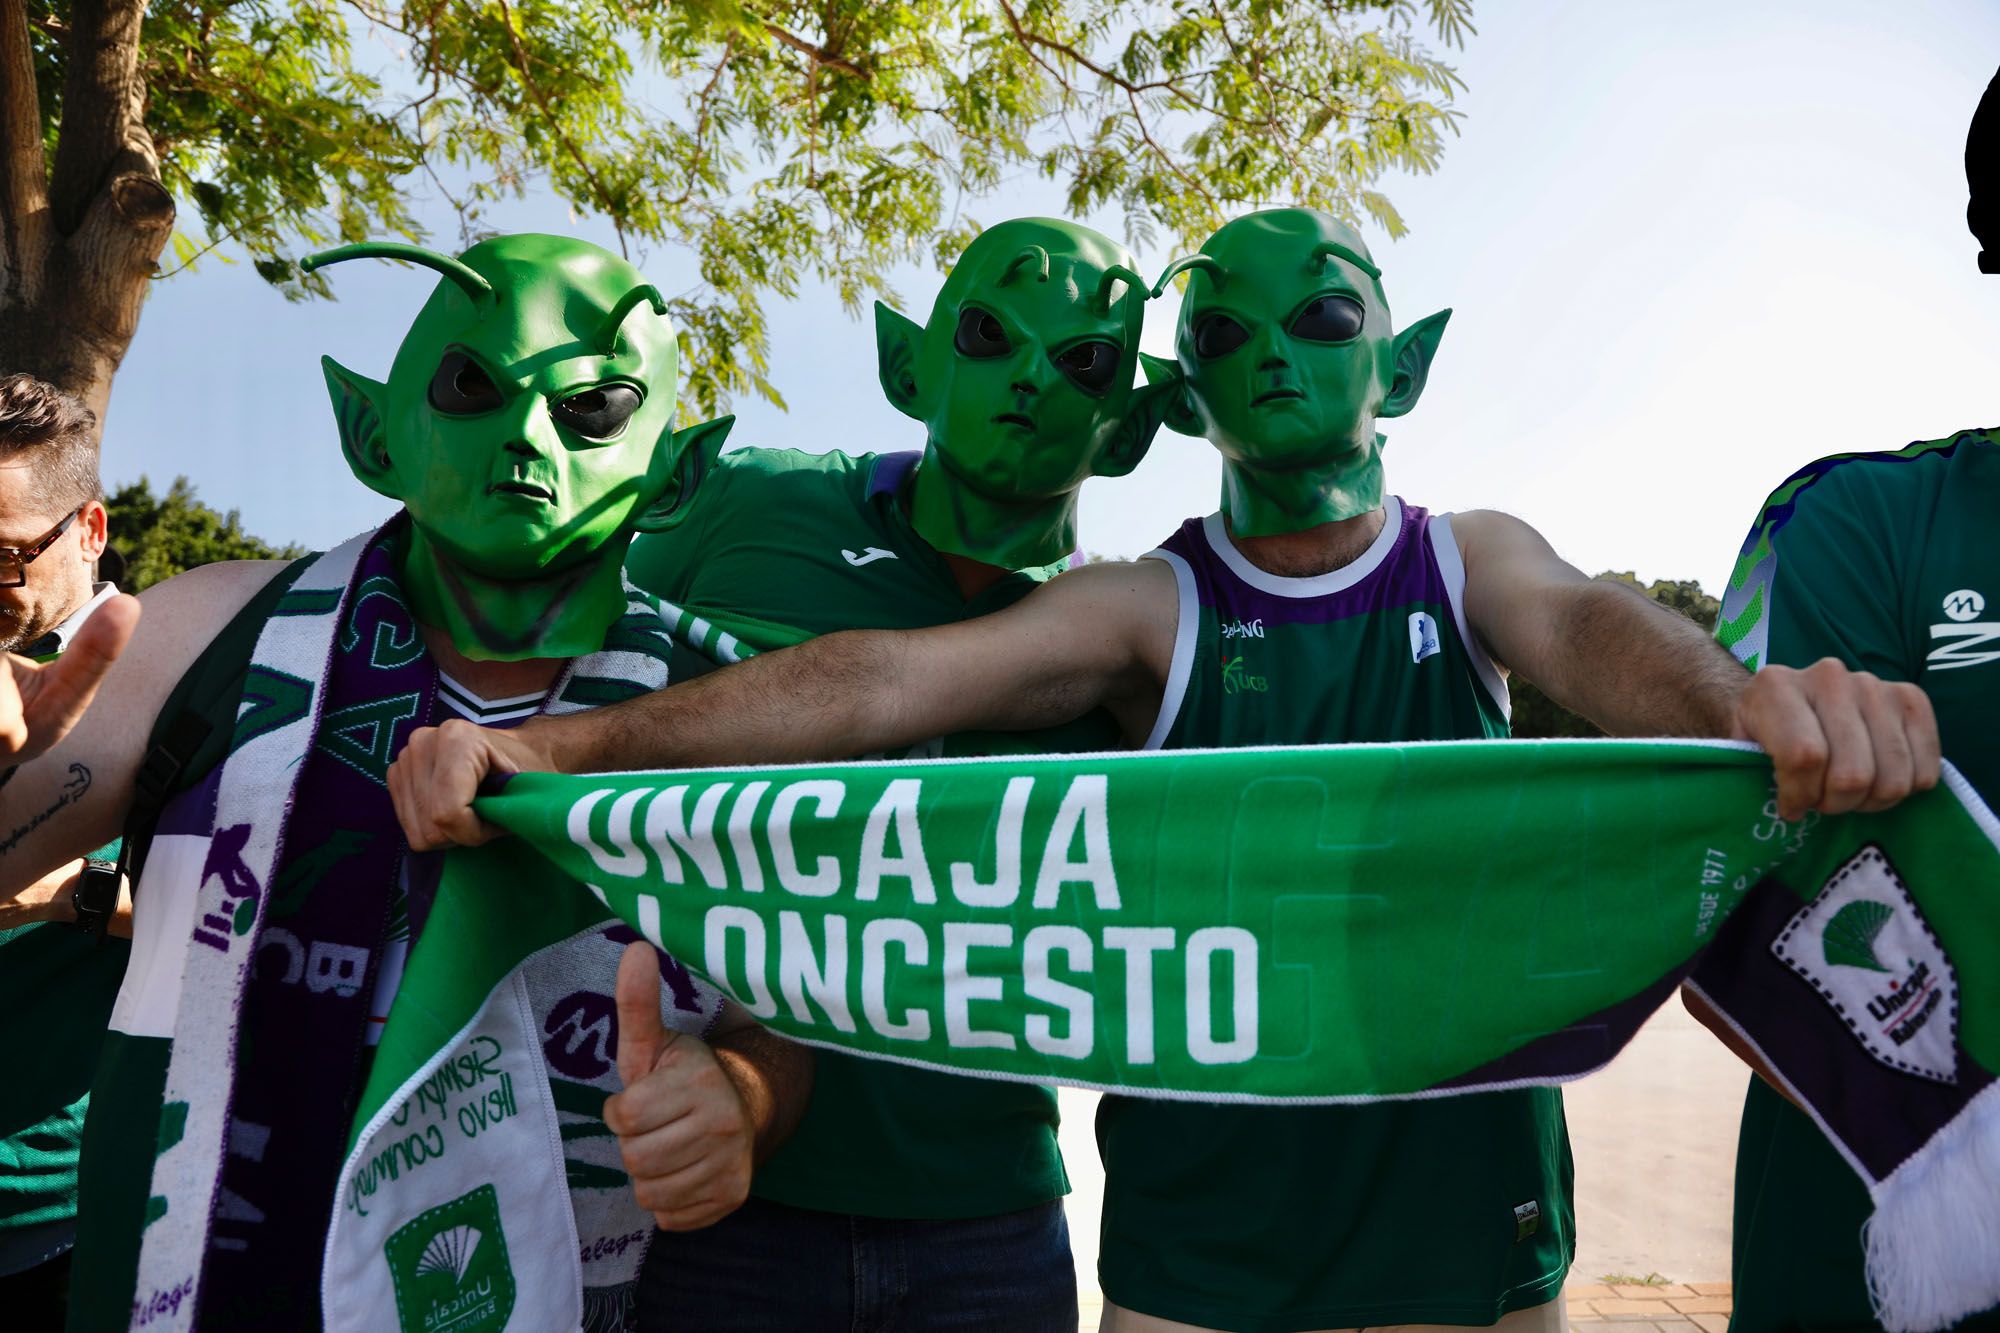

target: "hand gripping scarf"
[105,523,722,1333]
[455,741,2000,1333]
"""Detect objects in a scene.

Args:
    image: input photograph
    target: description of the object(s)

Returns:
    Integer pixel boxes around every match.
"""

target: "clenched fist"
[604,942,756,1231]
[1729,657,1940,820]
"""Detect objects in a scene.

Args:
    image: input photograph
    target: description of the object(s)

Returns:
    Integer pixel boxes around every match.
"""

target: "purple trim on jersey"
[1154,500,1447,625]
[866,450,923,501]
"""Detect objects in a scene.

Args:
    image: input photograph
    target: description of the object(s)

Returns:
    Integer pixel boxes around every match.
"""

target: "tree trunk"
[0,0,174,432]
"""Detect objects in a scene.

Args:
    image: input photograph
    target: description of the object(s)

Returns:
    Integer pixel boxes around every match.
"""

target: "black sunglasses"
[0,506,84,589]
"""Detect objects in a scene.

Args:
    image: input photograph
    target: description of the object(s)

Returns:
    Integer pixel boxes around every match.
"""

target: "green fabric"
[464,741,2000,1330]
[1719,429,2000,1331]
[1097,544,1563,1328]
[475,744,2000,1100]
[626,445,1114,1217]
[66,558,311,1329]
[0,925,129,1265]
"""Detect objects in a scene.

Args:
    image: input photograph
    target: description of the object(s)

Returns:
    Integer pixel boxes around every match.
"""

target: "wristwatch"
[68,856,121,940]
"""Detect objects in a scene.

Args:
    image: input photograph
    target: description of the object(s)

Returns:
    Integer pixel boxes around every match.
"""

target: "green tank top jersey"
[1096,500,1575,1330]
[626,446,1115,1219]
[1718,429,2000,1332]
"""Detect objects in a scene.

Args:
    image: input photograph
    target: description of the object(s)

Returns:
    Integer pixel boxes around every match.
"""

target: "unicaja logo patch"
[1773,846,1958,1084]
[386,1184,516,1332]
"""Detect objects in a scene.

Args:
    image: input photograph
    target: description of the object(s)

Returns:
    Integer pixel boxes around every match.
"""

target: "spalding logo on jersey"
[1408,612,1441,664]
[1772,845,1958,1084]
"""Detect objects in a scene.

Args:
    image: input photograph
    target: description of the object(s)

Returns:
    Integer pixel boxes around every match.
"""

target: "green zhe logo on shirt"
[1772,846,1958,1085]
[385,1184,516,1333]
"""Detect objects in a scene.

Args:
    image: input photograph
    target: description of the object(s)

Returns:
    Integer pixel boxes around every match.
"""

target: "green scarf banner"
[450,739,2000,1332]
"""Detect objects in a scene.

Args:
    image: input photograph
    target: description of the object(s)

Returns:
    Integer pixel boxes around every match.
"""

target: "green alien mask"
[875,218,1173,569]
[307,235,731,661]
[1142,208,1450,537]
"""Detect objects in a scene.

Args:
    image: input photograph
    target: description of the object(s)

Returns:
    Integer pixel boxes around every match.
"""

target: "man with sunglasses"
[0,373,132,1327]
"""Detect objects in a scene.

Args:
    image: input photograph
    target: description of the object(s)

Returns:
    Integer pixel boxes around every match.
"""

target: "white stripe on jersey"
[436,671,545,725]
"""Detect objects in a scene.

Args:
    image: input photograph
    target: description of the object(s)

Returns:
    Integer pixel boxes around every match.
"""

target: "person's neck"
[8,576,100,654]
[415,619,567,699]
[906,452,1078,581]
[396,525,629,663]
[1225,504,1387,579]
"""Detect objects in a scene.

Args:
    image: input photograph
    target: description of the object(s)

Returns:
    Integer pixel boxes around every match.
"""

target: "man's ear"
[1139,352,1204,438]
[321,356,398,499]
[634,415,735,533]
[1380,309,1450,419]
[875,301,925,421]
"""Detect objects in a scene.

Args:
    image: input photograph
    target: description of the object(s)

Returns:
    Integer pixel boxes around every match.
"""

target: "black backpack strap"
[120,556,318,888]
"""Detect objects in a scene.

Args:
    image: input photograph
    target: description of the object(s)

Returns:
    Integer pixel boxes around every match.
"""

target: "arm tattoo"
[0,763,92,857]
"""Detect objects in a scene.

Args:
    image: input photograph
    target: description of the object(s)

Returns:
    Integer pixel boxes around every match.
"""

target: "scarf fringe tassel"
[1866,1078,2000,1331]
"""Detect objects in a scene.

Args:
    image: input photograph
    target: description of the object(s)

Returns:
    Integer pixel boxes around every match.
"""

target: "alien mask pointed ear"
[321,356,398,499]
[1096,374,1183,478]
[634,415,735,533]
[874,302,925,421]
[1380,309,1451,420]
[1139,352,1204,439]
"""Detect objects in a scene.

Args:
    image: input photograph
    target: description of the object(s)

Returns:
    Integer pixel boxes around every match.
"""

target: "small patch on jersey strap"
[1512,1199,1540,1241]
[1407,611,1441,664]
[1772,845,1958,1084]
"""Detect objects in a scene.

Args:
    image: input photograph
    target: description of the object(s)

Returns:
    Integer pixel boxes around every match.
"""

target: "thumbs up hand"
[603,940,757,1231]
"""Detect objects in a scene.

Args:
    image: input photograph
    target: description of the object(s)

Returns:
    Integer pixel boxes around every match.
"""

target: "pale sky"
[105,0,2000,594]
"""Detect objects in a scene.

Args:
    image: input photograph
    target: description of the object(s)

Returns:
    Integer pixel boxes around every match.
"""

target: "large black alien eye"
[427,351,504,414]
[1192,313,1249,359]
[1054,340,1120,395]
[1289,295,1366,343]
[953,307,1012,358]
[550,384,643,440]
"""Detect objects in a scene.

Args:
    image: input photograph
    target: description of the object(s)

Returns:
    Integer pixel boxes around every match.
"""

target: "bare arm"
[0,560,288,899]
[1453,510,1938,819]
[392,559,1181,849]
[707,1001,813,1167]
[558,559,1176,770]
[0,859,134,937]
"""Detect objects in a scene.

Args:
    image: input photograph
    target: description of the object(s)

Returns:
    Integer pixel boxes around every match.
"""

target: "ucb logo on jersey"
[1929,587,1999,671]
[1772,845,1958,1084]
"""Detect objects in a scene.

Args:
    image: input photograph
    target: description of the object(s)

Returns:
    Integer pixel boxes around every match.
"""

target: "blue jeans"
[638,1195,1077,1331]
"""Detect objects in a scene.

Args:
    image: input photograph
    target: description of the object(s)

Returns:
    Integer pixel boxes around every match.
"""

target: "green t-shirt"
[626,446,1115,1219]
[1094,502,1573,1330]
[0,922,130,1274]
[0,597,134,1277]
[1717,428,2000,1332]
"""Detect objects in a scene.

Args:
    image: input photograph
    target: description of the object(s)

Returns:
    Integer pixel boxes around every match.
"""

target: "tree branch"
[49,0,157,237]
[0,0,47,240]
[760,20,869,81]
[490,0,629,257]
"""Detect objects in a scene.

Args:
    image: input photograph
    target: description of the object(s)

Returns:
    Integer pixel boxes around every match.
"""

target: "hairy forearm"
[536,630,954,776]
[1532,582,1746,738]
[711,1026,814,1165]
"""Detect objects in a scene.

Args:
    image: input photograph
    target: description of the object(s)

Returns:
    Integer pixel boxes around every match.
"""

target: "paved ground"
[1062,1000,1750,1332]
